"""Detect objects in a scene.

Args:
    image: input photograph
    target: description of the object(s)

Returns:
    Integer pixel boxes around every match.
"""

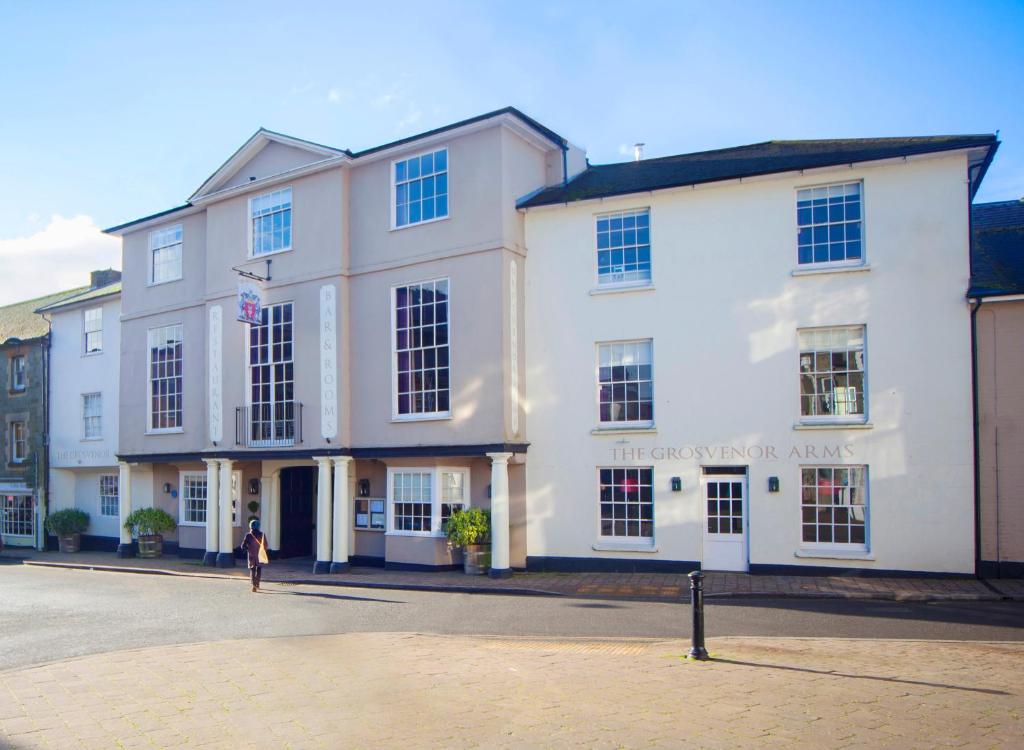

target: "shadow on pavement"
[710,657,1012,696]
[569,602,627,609]
[259,588,406,604]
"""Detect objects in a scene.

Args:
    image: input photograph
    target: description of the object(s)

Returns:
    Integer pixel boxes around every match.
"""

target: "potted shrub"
[45,509,89,553]
[123,508,177,558]
[444,507,491,575]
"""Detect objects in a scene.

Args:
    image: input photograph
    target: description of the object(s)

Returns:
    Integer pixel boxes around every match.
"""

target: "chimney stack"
[90,268,122,289]
[633,143,645,162]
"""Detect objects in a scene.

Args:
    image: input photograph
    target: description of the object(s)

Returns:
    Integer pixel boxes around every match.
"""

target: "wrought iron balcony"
[235,402,302,448]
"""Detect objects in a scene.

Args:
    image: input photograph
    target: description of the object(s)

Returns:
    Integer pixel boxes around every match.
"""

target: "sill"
[146,428,185,435]
[795,548,873,561]
[391,413,452,423]
[146,278,182,288]
[178,521,204,528]
[81,437,103,442]
[589,283,655,297]
[355,527,386,533]
[592,541,659,553]
[82,351,103,357]
[7,389,26,396]
[791,263,870,277]
[591,425,656,436]
[390,215,450,232]
[248,246,292,261]
[793,422,872,431]
[385,531,444,539]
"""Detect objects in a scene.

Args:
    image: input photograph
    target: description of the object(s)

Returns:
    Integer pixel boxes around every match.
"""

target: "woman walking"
[240,519,270,592]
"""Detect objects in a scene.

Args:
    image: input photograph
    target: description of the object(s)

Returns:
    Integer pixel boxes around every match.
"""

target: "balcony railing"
[235,402,302,448]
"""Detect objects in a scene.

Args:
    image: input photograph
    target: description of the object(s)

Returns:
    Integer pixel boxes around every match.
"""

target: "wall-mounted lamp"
[358,479,370,497]
[670,477,682,492]
[249,478,261,495]
[163,482,172,494]
[768,476,780,493]
[486,484,492,499]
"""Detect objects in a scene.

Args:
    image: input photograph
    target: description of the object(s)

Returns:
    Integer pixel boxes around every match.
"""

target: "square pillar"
[117,461,134,558]
[217,459,235,567]
[314,457,333,573]
[487,452,513,578]
[331,457,353,573]
[202,459,220,566]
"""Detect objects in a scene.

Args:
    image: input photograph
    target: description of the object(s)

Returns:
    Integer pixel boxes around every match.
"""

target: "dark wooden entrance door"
[279,467,316,558]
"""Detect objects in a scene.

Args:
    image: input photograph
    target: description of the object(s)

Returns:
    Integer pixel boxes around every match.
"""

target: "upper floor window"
[597,209,651,286]
[250,187,292,256]
[393,279,450,418]
[9,421,27,463]
[799,327,865,421]
[84,308,102,354]
[83,393,102,439]
[148,324,183,431]
[394,148,448,228]
[10,355,26,391]
[598,340,653,426]
[248,302,295,447]
[797,182,862,265]
[150,225,183,284]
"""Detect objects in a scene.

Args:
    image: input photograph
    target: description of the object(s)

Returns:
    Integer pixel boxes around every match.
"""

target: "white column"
[117,461,134,558]
[259,470,273,552]
[217,459,234,566]
[202,459,220,566]
[487,452,513,578]
[331,457,353,573]
[314,457,333,573]
[268,470,281,551]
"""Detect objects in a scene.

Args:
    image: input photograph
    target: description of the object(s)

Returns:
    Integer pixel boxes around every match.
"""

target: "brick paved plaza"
[1,632,1022,749]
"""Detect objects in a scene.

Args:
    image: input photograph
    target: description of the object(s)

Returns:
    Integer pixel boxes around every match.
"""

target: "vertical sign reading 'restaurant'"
[320,285,338,440]
[208,305,223,444]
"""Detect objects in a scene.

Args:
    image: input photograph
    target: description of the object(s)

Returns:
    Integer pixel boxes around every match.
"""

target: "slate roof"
[35,282,121,313]
[970,200,1024,298]
[518,135,997,208]
[0,287,90,344]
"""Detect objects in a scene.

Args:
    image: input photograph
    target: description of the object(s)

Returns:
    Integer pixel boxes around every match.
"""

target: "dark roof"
[970,200,1024,298]
[35,281,122,313]
[104,203,193,234]
[519,135,998,208]
[0,287,90,344]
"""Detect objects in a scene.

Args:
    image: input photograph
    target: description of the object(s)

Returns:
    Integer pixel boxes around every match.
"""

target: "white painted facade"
[522,152,977,574]
[47,287,123,543]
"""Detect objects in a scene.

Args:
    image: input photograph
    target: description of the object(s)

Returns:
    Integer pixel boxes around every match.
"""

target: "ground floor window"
[1,494,33,536]
[99,474,119,517]
[599,467,654,539]
[800,465,868,546]
[180,473,207,525]
[388,467,470,536]
[354,498,386,530]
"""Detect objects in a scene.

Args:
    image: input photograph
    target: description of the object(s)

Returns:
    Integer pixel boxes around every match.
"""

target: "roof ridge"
[0,285,90,312]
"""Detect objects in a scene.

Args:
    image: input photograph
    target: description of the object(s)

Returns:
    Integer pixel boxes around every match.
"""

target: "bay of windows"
[150,225,183,284]
[394,148,448,227]
[388,468,469,536]
[251,187,292,256]
[800,466,868,546]
[599,467,654,539]
[99,474,119,517]
[597,209,651,285]
[394,279,450,418]
[83,393,102,439]
[797,182,862,265]
[798,327,865,421]
[84,307,103,354]
[598,340,653,425]
[148,324,183,431]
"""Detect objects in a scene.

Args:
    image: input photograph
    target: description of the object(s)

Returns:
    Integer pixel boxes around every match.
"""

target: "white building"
[520,136,997,574]
[39,271,122,549]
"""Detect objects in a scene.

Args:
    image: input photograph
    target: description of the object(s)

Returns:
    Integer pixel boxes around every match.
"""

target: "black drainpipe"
[40,322,52,551]
[560,141,568,187]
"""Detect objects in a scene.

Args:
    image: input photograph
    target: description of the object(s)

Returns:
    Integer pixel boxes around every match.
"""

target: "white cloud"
[0,215,120,306]
[618,143,634,157]
[396,105,423,132]
[372,91,398,108]
[327,88,343,103]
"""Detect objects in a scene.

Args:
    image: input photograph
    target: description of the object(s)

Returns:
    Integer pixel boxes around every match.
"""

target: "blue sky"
[1,0,1022,303]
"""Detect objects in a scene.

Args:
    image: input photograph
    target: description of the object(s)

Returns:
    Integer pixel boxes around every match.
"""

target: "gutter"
[39,318,52,552]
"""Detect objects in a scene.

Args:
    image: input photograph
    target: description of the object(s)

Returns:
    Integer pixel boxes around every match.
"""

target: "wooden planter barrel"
[137,535,164,559]
[463,544,491,576]
[57,533,81,553]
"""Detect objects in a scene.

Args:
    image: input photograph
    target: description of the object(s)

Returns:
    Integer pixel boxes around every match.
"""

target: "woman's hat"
[249,519,261,530]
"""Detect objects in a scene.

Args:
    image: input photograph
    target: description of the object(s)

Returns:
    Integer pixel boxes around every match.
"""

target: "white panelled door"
[702,469,748,572]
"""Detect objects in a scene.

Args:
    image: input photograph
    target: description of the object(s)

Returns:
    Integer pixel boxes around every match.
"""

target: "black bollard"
[687,570,709,661]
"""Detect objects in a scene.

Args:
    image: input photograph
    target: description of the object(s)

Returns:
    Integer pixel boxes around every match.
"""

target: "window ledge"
[791,263,871,277]
[82,352,103,358]
[793,422,873,431]
[390,215,450,232]
[355,527,386,533]
[391,413,452,424]
[248,246,293,261]
[7,389,26,396]
[591,426,657,436]
[588,284,656,297]
[146,428,185,435]
[81,437,103,442]
[592,542,659,553]
[146,278,183,288]
[794,548,874,561]
[385,531,444,539]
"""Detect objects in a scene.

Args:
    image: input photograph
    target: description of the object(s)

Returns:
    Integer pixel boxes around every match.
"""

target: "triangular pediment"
[190,129,349,201]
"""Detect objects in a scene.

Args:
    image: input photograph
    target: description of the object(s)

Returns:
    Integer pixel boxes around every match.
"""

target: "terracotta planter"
[137,534,164,558]
[57,533,81,553]
[462,544,491,575]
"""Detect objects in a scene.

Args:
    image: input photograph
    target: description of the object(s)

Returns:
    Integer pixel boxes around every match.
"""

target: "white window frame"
[147,323,184,433]
[390,146,450,231]
[245,301,296,447]
[99,474,119,517]
[149,224,183,285]
[10,355,26,391]
[385,466,470,538]
[799,465,869,552]
[390,277,452,422]
[82,392,102,440]
[9,420,27,463]
[797,325,868,425]
[83,307,103,354]
[597,466,656,544]
[795,180,865,270]
[595,339,654,428]
[594,207,653,289]
[248,187,293,258]
[179,470,241,527]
